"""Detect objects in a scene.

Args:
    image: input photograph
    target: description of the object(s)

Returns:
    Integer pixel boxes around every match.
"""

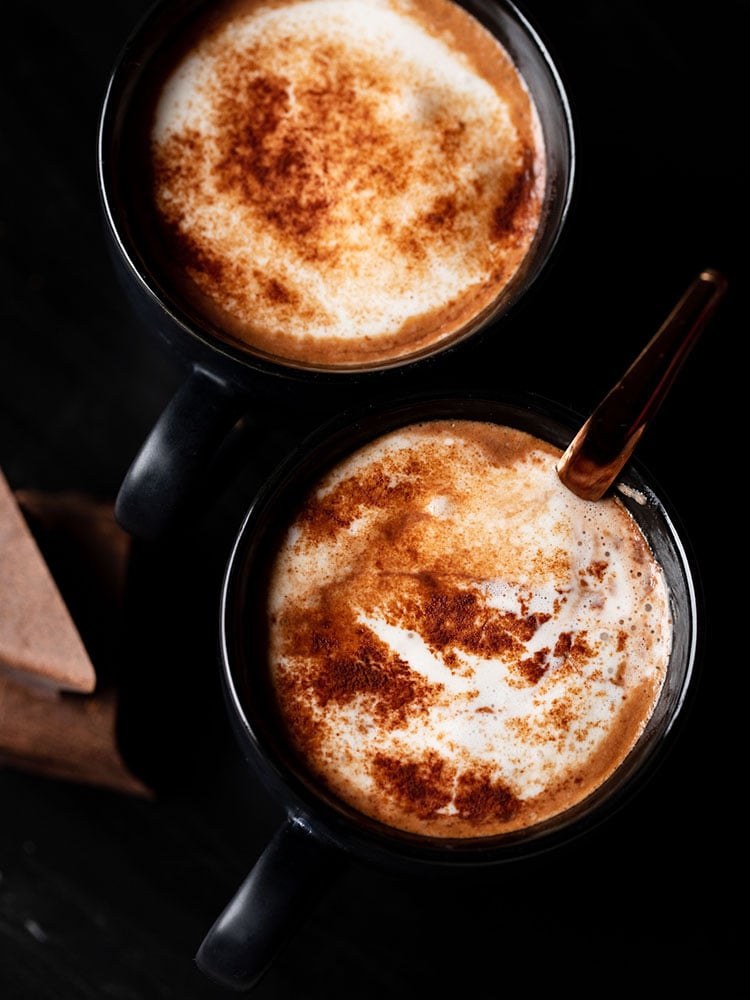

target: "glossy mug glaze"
[197,390,699,991]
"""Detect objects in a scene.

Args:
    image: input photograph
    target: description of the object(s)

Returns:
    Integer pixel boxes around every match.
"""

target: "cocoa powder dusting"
[276,598,438,732]
[264,420,672,839]
[412,584,552,671]
[299,464,418,539]
[144,0,545,364]
[490,145,538,241]
[372,752,453,818]
[372,752,521,825]
[517,649,550,685]
[454,768,520,823]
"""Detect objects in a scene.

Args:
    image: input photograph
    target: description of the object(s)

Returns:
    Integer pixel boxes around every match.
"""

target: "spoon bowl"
[556,269,728,500]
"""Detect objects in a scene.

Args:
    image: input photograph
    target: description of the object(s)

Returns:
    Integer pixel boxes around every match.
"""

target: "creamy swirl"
[148,0,544,365]
[266,420,672,837]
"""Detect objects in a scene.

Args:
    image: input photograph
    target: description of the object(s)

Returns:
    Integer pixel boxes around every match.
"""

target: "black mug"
[97,0,575,539]
[196,389,699,991]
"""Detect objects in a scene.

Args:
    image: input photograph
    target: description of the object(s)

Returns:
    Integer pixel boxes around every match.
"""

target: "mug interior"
[220,390,699,871]
[98,0,575,380]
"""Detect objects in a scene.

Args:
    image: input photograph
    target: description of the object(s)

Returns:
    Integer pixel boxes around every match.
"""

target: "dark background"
[0,1,743,996]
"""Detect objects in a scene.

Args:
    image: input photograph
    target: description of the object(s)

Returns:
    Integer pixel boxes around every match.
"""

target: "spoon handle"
[557,268,728,501]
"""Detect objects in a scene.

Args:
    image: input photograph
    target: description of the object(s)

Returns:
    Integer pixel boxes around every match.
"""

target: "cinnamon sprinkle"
[265,420,672,838]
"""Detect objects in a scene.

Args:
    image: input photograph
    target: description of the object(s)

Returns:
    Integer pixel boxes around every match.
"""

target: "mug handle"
[195,816,343,992]
[115,365,250,539]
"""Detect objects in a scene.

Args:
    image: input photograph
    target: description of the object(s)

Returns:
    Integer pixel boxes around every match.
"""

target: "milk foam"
[267,420,673,837]
[149,0,544,364]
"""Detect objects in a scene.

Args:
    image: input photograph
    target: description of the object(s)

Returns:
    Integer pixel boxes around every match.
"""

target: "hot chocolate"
[263,419,673,838]
[137,0,545,368]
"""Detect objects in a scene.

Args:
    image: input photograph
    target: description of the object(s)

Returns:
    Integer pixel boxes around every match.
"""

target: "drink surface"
[265,420,673,838]
[145,0,545,367]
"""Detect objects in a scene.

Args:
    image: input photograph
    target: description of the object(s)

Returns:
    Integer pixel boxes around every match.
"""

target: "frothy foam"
[266,420,673,837]
[148,0,545,365]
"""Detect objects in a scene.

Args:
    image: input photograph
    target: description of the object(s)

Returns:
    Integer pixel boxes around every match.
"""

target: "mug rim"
[97,0,576,383]
[219,388,700,871]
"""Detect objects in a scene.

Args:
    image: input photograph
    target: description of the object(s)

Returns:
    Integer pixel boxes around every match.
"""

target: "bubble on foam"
[425,494,455,517]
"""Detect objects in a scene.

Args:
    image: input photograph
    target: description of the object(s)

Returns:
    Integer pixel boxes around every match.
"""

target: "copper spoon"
[556,268,728,501]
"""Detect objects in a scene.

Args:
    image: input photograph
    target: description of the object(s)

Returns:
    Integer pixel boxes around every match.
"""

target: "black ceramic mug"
[196,389,699,992]
[97,0,575,539]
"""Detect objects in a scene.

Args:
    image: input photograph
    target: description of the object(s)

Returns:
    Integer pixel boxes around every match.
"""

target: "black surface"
[0,1,743,996]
